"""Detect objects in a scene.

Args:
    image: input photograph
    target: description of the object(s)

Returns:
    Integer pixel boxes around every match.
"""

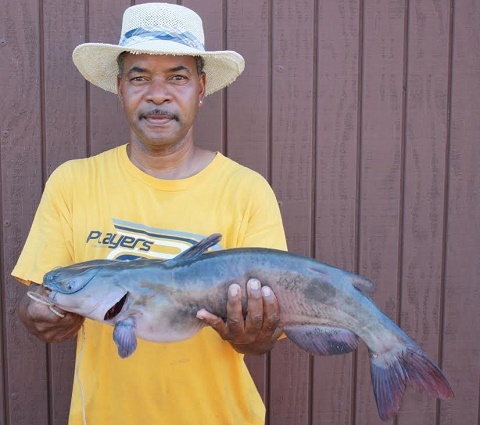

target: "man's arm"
[18,283,84,343]
[196,279,282,355]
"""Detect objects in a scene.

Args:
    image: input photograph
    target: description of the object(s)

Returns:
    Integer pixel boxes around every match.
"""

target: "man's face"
[117,53,206,152]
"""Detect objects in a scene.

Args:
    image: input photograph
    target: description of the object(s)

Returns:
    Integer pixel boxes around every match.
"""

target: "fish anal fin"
[169,233,222,263]
[370,345,454,421]
[284,325,359,356]
[113,318,137,358]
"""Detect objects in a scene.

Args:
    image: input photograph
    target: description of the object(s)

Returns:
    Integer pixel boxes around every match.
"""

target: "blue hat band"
[120,27,205,51]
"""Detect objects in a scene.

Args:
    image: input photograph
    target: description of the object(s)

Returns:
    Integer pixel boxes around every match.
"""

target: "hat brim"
[72,42,245,96]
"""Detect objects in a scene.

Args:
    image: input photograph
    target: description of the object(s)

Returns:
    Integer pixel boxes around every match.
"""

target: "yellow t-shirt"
[12,145,287,425]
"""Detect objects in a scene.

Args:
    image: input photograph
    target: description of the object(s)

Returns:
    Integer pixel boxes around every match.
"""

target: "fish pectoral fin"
[284,325,359,356]
[113,318,137,358]
[167,233,222,264]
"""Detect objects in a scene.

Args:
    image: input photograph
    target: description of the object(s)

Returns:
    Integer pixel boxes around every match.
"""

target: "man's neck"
[126,141,215,180]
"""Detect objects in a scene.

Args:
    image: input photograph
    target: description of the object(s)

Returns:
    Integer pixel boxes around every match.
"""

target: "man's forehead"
[123,53,197,70]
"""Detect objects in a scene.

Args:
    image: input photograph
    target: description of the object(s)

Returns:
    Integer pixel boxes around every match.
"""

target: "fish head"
[43,266,100,294]
[42,262,128,322]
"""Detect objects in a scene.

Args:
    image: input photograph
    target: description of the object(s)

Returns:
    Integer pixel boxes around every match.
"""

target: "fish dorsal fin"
[171,233,222,263]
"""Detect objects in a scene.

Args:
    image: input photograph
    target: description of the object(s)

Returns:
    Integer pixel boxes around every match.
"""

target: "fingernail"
[196,309,206,320]
[229,284,239,297]
[261,286,272,297]
[249,279,260,290]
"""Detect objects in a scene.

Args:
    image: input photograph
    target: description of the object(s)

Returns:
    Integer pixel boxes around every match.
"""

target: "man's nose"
[145,78,171,104]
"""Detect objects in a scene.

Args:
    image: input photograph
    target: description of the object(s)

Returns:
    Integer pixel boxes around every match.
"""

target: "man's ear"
[117,75,124,105]
[198,72,206,102]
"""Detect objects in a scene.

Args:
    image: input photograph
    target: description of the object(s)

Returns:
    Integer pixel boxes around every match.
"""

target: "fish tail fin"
[370,344,454,421]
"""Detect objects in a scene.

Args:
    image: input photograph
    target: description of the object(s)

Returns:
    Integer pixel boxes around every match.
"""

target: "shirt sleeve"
[11,163,75,285]
[237,174,287,251]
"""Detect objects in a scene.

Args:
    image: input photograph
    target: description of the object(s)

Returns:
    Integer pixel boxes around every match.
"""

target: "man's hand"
[18,283,84,343]
[196,278,282,355]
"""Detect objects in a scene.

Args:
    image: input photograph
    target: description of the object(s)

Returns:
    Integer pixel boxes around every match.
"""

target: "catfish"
[42,233,454,421]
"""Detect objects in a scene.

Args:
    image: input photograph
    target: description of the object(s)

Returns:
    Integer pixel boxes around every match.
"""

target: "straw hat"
[72,3,245,96]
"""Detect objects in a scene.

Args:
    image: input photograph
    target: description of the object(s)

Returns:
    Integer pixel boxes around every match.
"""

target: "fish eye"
[66,281,75,291]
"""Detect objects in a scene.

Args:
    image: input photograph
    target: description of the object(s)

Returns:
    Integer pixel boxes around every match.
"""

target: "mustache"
[139,109,179,122]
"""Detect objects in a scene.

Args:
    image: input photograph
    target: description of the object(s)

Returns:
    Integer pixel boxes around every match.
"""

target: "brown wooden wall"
[1,0,479,424]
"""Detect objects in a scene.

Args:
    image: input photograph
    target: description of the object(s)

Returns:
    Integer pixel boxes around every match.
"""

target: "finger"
[25,285,65,321]
[244,279,264,333]
[28,298,64,323]
[196,309,228,337]
[260,286,282,337]
[49,313,85,342]
[225,284,244,334]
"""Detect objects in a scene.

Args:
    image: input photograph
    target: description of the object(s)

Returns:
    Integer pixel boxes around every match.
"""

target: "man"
[12,3,286,425]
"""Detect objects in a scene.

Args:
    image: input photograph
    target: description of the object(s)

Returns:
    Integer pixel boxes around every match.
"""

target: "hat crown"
[120,3,205,50]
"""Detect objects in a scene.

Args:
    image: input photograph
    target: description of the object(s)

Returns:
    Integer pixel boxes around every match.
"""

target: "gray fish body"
[152,250,387,347]
[42,234,453,421]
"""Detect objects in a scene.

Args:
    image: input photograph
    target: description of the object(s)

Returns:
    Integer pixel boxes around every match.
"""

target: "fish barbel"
[42,233,454,421]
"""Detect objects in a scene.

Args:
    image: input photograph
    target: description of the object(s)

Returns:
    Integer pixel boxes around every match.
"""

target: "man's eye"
[130,76,147,82]
[171,75,187,82]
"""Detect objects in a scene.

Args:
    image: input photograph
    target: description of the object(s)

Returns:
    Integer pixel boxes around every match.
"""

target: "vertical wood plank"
[0,0,49,424]
[271,0,315,257]
[49,341,77,424]
[356,0,406,423]
[43,0,88,172]
[440,0,480,424]
[0,256,4,419]
[226,0,270,176]
[0,1,8,419]
[397,0,451,424]
[88,0,130,157]
[226,0,272,402]
[182,0,225,154]
[41,1,88,422]
[269,1,315,424]
[313,0,361,423]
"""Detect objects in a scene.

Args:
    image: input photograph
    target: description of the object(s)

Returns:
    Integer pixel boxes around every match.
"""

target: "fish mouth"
[39,286,59,303]
[104,293,129,321]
